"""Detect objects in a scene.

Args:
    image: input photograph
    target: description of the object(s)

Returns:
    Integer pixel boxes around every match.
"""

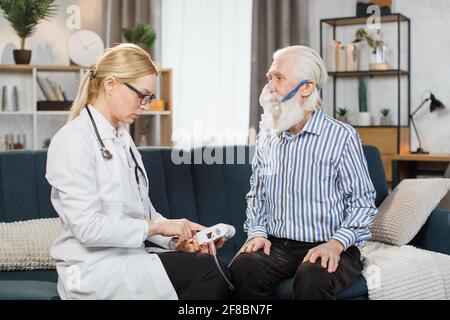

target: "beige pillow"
[0,218,62,271]
[371,178,450,246]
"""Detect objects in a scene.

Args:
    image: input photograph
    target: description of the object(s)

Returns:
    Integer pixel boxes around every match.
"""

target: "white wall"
[0,0,104,65]
[309,0,450,153]
[0,0,104,149]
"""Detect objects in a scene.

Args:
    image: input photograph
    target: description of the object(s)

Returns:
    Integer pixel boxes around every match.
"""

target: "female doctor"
[45,43,230,300]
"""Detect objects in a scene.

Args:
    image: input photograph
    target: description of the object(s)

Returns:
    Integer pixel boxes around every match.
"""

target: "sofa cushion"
[34,151,58,219]
[0,151,40,222]
[362,145,389,207]
[160,148,198,221]
[0,218,61,271]
[222,146,253,253]
[372,178,450,246]
[0,281,58,300]
[0,270,57,282]
[139,148,171,217]
[191,147,236,255]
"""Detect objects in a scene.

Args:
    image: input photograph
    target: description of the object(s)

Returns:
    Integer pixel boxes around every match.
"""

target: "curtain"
[248,0,309,140]
[161,0,253,148]
[107,0,162,62]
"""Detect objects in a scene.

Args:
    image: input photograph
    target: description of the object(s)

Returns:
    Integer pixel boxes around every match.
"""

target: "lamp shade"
[429,93,445,112]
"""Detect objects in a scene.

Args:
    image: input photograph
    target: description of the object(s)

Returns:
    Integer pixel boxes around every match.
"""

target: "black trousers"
[229,237,363,300]
[159,251,230,300]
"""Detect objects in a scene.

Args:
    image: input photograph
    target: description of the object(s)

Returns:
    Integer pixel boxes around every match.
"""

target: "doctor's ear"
[103,76,118,95]
[300,82,316,98]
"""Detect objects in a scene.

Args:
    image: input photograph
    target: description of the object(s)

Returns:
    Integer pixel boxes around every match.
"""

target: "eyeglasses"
[124,83,157,106]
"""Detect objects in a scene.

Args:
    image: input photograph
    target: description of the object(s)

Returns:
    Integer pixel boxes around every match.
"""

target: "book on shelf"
[37,76,55,101]
[37,76,66,102]
[45,78,59,101]
[56,85,66,101]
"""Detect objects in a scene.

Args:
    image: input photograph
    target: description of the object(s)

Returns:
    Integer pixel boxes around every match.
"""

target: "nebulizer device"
[196,223,236,290]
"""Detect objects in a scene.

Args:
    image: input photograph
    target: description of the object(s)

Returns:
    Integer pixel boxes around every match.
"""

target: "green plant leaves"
[354,27,383,50]
[337,108,349,116]
[122,22,156,50]
[0,0,57,48]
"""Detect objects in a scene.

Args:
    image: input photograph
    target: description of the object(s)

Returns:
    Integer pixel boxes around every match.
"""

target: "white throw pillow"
[0,218,62,271]
[371,178,450,246]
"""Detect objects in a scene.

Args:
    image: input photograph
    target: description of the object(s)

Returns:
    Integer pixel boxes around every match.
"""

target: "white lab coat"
[45,106,178,300]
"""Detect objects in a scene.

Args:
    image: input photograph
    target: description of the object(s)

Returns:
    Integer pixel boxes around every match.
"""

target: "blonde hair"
[273,45,328,111]
[69,43,159,121]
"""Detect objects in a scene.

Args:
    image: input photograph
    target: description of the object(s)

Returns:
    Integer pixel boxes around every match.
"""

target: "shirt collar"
[82,105,127,140]
[281,110,325,140]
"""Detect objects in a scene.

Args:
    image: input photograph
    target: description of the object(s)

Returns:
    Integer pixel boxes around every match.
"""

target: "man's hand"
[240,236,271,255]
[302,239,345,273]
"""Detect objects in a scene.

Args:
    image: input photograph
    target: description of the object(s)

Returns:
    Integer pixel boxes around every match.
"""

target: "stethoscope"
[85,106,148,191]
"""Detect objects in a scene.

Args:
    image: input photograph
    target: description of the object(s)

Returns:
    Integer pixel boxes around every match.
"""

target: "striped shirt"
[244,110,378,250]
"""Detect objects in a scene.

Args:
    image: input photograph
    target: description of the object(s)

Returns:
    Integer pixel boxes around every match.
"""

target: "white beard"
[259,86,306,134]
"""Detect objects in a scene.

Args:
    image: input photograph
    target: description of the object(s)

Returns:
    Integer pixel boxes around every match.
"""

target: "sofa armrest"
[410,209,450,255]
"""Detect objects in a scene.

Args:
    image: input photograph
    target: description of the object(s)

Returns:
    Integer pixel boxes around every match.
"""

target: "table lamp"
[410,92,446,154]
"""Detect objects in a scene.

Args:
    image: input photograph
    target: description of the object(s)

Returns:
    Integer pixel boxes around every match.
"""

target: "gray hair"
[273,45,328,111]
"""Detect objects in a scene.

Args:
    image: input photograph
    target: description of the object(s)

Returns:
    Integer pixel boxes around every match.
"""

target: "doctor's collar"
[83,105,126,140]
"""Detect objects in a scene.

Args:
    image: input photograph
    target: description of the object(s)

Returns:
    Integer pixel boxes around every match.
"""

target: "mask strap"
[281,79,314,102]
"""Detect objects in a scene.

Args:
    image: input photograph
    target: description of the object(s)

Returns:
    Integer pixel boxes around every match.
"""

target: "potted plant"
[336,107,350,123]
[358,77,371,126]
[122,22,156,51]
[354,27,388,70]
[380,108,391,126]
[0,0,57,65]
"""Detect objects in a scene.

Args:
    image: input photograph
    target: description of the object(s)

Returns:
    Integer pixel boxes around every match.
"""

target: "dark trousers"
[229,237,363,300]
[159,251,230,300]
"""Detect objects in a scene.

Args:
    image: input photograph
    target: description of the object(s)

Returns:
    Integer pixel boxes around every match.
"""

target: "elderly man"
[230,45,378,300]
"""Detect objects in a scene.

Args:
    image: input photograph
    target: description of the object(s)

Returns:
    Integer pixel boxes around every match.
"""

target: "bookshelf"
[320,13,411,182]
[0,64,173,150]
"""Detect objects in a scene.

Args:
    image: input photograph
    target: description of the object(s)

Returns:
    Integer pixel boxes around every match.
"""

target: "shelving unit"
[320,13,411,182]
[131,68,173,147]
[0,64,173,150]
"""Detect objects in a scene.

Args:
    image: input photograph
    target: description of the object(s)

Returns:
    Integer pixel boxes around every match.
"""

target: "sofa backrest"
[0,151,58,223]
[362,145,389,207]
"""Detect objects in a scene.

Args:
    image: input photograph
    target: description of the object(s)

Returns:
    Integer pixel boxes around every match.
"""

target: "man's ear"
[300,82,315,97]
[103,76,117,96]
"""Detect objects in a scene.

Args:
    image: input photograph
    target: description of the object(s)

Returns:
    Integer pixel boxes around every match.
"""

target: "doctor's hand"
[302,239,345,273]
[240,236,271,255]
[148,219,205,242]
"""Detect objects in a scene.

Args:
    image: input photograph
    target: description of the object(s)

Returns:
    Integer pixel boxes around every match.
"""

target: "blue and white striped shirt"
[244,110,378,250]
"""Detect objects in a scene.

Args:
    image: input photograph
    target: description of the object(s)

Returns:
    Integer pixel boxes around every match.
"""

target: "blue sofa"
[0,145,449,300]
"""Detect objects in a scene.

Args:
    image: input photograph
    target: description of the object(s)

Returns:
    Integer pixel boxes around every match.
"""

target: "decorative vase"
[138,133,148,147]
[369,46,388,70]
[380,116,391,126]
[336,115,349,123]
[2,85,19,111]
[358,112,372,126]
[337,43,346,72]
[345,43,359,71]
[13,49,32,65]
[326,41,339,72]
